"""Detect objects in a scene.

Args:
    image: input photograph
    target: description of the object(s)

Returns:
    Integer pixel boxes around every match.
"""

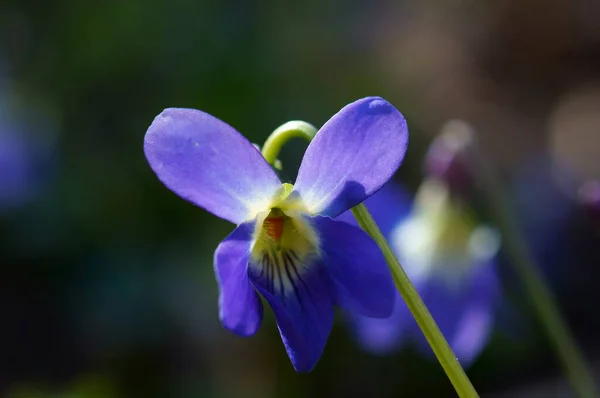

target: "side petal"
[294,97,409,217]
[144,108,281,224]
[313,216,396,318]
[214,222,263,336]
[248,252,334,372]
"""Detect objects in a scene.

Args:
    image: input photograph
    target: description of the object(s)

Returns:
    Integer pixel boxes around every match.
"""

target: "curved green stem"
[261,121,479,398]
[468,147,598,398]
[261,121,317,165]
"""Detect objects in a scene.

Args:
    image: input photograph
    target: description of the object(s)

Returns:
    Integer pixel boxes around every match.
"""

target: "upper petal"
[144,108,281,224]
[336,181,413,238]
[314,216,396,318]
[214,222,263,336]
[294,97,409,217]
[247,247,334,372]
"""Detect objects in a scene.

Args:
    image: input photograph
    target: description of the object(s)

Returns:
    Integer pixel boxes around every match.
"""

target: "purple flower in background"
[0,130,35,206]
[0,86,56,209]
[144,97,409,371]
[341,179,501,366]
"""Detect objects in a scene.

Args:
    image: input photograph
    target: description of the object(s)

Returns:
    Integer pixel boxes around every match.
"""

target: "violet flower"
[341,179,501,366]
[144,97,409,371]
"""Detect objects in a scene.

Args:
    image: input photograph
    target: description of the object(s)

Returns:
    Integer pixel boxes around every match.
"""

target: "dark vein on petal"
[282,252,302,305]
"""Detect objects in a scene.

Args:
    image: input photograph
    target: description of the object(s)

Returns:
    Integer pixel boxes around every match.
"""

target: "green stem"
[261,121,479,398]
[352,204,479,397]
[468,147,598,398]
[261,121,317,165]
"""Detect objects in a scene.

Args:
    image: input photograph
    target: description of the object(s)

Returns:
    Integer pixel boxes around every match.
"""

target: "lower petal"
[248,251,334,372]
[214,222,263,336]
[313,216,396,318]
[347,293,411,355]
[415,261,499,366]
[449,304,494,366]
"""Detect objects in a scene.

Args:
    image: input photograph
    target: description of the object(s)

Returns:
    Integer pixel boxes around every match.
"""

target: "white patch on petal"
[468,226,501,262]
[392,216,438,284]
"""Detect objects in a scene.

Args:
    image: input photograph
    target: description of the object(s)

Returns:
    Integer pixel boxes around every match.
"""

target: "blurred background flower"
[0,79,57,211]
[344,179,501,367]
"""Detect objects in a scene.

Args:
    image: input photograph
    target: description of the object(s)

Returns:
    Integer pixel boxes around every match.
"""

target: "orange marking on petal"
[263,215,285,241]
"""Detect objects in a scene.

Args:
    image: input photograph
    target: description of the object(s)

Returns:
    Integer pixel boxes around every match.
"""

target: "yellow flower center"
[249,184,321,292]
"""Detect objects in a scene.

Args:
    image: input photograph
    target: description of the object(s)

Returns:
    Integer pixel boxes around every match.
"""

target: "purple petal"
[294,97,409,217]
[0,133,35,205]
[144,108,281,224]
[449,303,494,366]
[415,261,499,367]
[214,222,263,336]
[347,293,411,355]
[248,251,334,372]
[313,216,396,318]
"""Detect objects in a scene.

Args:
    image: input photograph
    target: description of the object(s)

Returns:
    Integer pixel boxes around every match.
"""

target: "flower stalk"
[261,121,317,165]
[262,121,480,398]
